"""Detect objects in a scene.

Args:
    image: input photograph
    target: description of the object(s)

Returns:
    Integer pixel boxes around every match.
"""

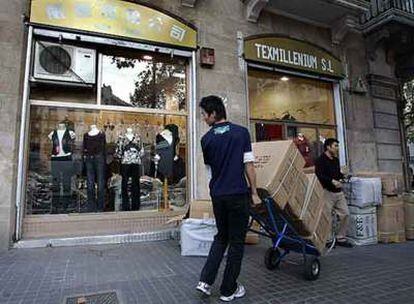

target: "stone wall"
[0,0,28,249]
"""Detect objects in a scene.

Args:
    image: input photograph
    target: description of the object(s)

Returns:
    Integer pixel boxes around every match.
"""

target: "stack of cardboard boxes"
[403,193,414,240]
[355,172,406,243]
[187,140,331,253]
[252,140,331,254]
[342,177,382,246]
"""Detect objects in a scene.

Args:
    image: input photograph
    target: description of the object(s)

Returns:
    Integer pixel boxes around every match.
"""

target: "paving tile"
[0,241,413,303]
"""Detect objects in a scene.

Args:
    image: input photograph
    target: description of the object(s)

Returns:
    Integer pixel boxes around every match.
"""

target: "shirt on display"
[115,134,144,165]
[83,132,106,157]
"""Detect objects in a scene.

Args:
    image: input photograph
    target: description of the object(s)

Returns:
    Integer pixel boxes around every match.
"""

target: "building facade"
[0,0,412,250]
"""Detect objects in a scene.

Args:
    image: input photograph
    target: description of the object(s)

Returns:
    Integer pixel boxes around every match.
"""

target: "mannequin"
[294,132,314,167]
[151,124,185,185]
[48,122,76,213]
[115,127,144,211]
[83,125,106,212]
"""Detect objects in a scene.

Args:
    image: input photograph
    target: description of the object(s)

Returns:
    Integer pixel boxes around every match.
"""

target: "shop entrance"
[248,68,340,168]
[18,30,196,242]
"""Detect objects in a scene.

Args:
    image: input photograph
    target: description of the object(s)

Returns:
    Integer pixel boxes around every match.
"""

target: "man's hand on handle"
[332,179,342,189]
[251,191,262,206]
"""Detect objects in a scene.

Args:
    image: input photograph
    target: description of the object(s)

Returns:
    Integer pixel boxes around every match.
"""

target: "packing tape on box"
[300,176,316,220]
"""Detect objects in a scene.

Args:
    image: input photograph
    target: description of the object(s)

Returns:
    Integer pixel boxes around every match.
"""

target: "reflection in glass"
[27,106,187,215]
[30,82,96,104]
[249,68,338,168]
[101,52,187,111]
[249,69,335,125]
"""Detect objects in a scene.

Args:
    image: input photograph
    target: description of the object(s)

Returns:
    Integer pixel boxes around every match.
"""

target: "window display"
[249,69,337,167]
[26,106,187,215]
[249,69,335,124]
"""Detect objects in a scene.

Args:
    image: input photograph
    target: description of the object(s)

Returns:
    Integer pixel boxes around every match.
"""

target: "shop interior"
[248,68,337,167]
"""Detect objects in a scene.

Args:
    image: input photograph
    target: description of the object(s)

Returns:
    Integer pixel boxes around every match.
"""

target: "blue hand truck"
[248,193,322,281]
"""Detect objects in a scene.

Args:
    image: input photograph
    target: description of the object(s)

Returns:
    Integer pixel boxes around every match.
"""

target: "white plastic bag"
[180,218,217,256]
[343,177,382,208]
[347,206,378,246]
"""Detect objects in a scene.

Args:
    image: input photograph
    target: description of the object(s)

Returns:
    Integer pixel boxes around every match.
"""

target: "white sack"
[180,218,217,256]
[343,177,382,208]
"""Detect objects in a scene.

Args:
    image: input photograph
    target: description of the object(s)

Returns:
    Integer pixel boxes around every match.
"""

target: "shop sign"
[30,0,197,49]
[244,36,345,78]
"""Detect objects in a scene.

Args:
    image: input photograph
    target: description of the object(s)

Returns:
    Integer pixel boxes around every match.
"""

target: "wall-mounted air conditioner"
[33,41,96,84]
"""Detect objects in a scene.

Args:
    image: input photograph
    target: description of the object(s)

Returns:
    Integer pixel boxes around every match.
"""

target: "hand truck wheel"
[303,256,320,281]
[264,247,281,270]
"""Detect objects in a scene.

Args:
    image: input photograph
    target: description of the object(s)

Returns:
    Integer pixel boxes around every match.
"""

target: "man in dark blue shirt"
[195,95,260,302]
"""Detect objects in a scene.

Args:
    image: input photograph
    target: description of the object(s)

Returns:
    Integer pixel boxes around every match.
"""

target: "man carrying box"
[315,138,353,248]
[196,95,261,302]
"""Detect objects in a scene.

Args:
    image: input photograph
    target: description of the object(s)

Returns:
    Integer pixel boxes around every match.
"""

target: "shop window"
[101,51,187,111]
[249,69,335,125]
[249,69,337,167]
[30,83,96,104]
[26,106,187,215]
[30,39,97,104]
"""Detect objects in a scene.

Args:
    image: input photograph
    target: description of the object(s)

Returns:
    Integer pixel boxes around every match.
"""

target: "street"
[0,239,413,303]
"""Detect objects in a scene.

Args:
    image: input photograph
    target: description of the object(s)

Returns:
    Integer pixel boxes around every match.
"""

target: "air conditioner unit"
[33,41,96,84]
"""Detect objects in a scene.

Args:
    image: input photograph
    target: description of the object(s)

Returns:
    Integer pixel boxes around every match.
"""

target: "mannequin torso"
[88,125,100,136]
[116,128,144,165]
[48,123,76,157]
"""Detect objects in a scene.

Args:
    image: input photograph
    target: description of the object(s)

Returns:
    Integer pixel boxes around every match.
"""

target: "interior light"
[281,76,289,82]
[143,55,153,60]
[172,72,186,79]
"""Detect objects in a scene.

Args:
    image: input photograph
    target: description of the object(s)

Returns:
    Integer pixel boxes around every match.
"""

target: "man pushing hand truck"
[195,95,261,302]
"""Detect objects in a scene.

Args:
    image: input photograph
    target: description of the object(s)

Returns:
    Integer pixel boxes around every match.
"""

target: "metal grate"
[65,291,119,304]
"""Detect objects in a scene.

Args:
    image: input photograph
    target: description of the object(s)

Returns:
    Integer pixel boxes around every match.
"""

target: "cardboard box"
[252,141,305,210]
[355,172,403,196]
[245,221,260,245]
[377,196,406,243]
[190,200,213,219]
[292,174,325,236]
[404,202,414,240]
[286,173,324,236]
[304,201,332,254]
[303,166,315,174]
[286,172,309,222]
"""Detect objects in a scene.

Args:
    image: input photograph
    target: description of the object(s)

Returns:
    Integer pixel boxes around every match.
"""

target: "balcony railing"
[362,0,414,23]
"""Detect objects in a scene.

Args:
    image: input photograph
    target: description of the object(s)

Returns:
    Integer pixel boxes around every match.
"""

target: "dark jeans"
[121,164,141,211]
[51,156,73,213]
[200,193,249,297]
[85,155,105,212]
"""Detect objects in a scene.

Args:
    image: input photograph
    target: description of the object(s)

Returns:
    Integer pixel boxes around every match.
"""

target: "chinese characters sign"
[30,0,197,49]
[244,36,344,78]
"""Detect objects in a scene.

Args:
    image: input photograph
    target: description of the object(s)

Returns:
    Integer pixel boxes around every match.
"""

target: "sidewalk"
[0,239,413,304]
